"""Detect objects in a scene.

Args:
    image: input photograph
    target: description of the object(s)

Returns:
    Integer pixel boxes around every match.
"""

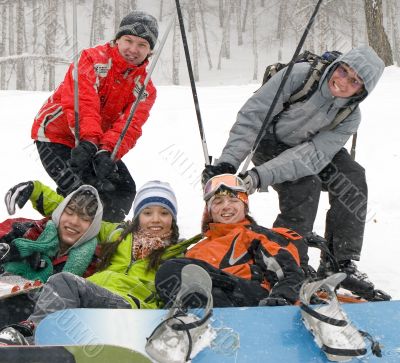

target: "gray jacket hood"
[323,46,385,98]
[52,185,103,250]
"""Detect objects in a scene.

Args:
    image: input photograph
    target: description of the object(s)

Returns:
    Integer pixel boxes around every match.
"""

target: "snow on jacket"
[2,185,103,282]
[185,220,305,303]
[217,46,385,191]
[31,42,156,160]
[27,180,202,308]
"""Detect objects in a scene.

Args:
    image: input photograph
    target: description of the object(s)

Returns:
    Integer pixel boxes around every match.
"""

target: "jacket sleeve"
[217,64,310,169]
[254,107,361,190]
[254,237,305,303]
[30,181,64,216]
[99,80,157,160]
[60,49,104,146]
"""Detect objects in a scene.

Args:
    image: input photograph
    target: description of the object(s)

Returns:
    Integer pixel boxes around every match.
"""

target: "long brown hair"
[96,218,179,273]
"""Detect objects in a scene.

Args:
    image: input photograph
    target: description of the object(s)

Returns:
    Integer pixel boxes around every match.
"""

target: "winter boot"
[0,320,35,346]
[337,260,375,298]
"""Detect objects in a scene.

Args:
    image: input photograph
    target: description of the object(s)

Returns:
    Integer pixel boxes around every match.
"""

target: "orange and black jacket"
[185,219,305,303]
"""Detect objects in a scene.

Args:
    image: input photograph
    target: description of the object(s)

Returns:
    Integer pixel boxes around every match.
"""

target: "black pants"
[155,258,269,308]
[35,141,136,222]
[253,134,367,261]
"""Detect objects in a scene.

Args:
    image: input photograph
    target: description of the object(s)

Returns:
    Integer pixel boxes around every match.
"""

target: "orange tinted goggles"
[203,174,247,201]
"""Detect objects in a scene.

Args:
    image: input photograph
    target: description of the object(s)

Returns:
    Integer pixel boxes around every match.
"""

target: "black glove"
[259,296,290,306]
[201,162,236,186]
[93,150,117,192]
[238,169,260,195]
[4,181,34,215]
[70,140,98,172]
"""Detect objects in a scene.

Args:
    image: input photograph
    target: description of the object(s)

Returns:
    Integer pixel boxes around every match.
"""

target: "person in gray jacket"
[202,46,385,298]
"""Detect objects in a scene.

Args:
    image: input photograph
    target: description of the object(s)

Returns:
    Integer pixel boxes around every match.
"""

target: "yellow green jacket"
[30,181,201,308]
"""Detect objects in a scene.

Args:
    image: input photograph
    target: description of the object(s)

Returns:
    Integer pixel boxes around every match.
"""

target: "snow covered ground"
[0,66,399,299]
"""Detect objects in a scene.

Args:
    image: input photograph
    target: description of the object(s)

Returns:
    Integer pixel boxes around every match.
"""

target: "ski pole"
[240,0,323,173]
[72,0,79,146]
[111,16,174,161]
[175,0,211,165]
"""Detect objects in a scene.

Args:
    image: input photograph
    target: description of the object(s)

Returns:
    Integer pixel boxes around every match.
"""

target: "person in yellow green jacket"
[0,180,200,346]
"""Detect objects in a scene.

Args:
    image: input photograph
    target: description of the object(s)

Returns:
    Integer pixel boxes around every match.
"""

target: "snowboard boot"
[146,264,215,363]
[0,320,35,345]
[300,273,382,361]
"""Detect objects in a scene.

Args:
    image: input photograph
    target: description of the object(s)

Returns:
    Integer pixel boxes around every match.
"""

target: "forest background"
[0,0,398,90]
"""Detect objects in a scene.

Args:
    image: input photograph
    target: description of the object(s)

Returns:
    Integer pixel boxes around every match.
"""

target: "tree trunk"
[242,0,249,32]
[0,4,7,89]
[190,0,199,81]
[251,0,257,80]
[197,0,212,69]
[236,0,243,46]
[114,0,121,34]
[364,0,393,66]
[219,0,224,27]
[221,0,231,59]
[62,0,69,46]
[159,0,163,21]
[276,1,286,61]
[8,2,14,55]
[389,0,400,65]
[16,0,25,90]
[45,0,58,90]
[172,16,180,85]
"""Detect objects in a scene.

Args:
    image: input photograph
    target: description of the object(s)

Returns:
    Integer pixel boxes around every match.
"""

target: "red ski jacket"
[31,42,156,160]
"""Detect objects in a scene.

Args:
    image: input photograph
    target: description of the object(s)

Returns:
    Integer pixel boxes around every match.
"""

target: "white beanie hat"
[133,181,178,220]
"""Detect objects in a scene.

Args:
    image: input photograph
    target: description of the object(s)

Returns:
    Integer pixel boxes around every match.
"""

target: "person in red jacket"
[31,11,158,222]
[156,174,305,307]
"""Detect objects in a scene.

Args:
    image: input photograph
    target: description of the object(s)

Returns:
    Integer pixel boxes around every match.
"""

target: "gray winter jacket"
[218,46,384,191]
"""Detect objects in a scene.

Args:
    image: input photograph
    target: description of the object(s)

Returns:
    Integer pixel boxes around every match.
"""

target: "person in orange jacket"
[155,174,306,307]
[31,11,158,222]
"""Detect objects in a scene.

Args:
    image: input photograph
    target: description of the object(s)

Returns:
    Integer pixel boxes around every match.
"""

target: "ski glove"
[259,296,290,307]
[4,181,34,215]
[93,150,117,192]
[201,162,236,186]
[70,140,98,172]
[238,169,260,195]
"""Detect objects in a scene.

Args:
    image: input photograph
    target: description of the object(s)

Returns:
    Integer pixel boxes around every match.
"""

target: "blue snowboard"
[35,301,400,362]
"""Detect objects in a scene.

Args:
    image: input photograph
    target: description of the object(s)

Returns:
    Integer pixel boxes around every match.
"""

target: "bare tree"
[0,4,6,89]
[197,0,212,69]
[8,2,14,55]
[159,0,163,21]
[251,0,258,80]
[364,0,393,66]
[235,0,243,46]
[16,0,25,90]
[114,0,121,34]
[388,0,400,65]
[219,0,224,27]
[189,0,199,81]
[172,16,180,85]
[276,1,287,60]
[45,0,58,90]
[242,0,249,32]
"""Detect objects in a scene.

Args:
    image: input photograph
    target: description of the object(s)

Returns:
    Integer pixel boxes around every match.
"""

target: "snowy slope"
[0,66,399,299]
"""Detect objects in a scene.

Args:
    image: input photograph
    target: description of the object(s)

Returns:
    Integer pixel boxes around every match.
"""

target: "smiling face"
[328,63,364,98]
[58,205,93,249]
[138,205,173,237]
[209,194,246,224]
[116,34,151,65]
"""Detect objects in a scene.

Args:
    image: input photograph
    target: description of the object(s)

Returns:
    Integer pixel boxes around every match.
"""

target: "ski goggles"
[203,174,247,201]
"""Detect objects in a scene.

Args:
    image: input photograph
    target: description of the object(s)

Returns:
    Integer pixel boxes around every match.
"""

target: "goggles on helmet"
[203,174,247,201]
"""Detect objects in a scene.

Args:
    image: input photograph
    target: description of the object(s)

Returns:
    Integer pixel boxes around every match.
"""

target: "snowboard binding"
[146,264,215,363]
[300,273,382,362]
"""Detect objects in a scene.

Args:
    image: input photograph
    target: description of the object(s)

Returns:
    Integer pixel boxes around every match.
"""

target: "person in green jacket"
[0,184,103,282]
[0,180,200,346]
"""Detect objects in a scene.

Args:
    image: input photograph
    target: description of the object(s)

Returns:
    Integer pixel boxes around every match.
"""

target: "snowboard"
[0,344,151,363]
[35,301,400,362]
[0,275,42,326]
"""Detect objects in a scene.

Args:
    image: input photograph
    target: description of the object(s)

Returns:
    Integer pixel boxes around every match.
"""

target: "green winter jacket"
[29,180,202,308]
